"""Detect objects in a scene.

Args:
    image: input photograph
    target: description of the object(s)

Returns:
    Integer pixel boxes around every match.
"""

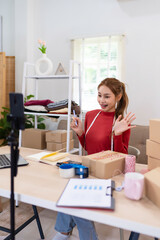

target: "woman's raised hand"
[114,112,136,136]
[70,117,83,136]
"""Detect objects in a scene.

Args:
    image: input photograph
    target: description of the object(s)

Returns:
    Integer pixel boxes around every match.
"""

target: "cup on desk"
[124,172,144,200]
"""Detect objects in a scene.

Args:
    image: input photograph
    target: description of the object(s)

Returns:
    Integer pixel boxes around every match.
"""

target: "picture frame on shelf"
[55,63,66,75]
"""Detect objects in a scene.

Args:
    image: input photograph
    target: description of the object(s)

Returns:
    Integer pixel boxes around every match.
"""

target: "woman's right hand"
[70,117,83,136]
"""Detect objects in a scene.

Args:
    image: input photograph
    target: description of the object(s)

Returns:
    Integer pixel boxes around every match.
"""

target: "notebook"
[26,151,70,166]
[0,154,29,169]
[57,178,115,210]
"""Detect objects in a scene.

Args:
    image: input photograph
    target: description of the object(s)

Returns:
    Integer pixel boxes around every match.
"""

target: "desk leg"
[32,205,45,239]
[0,197,2,212]
[119,228,124,240]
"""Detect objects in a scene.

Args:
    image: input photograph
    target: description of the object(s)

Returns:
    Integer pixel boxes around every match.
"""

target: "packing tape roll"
[59,164,75,178]
[75,165,89,178]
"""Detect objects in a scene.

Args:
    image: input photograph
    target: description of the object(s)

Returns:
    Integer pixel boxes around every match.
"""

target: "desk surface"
[0,146,160,238]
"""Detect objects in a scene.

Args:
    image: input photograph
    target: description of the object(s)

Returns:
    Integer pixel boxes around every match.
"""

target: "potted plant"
[0,107,11,146]
[0,95,46,146]
[24,94,46,129]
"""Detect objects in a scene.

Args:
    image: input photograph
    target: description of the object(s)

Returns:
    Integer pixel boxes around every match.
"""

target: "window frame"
[71,35,125,113]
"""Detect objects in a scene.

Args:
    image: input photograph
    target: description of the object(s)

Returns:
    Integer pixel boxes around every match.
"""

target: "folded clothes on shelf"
[24,105,48,113]
[45,99,80,115]
[48,108,68,114]
[24,99,54,106]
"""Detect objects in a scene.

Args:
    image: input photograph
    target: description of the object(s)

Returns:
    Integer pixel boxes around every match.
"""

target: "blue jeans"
[55,212,99,240]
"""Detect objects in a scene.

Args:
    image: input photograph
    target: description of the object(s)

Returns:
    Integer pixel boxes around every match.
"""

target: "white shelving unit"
[20,60,82,155]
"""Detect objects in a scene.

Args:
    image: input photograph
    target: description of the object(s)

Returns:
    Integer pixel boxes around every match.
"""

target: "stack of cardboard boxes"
[46,130,74,151]
[22,128,74,152]
[145,119,160,208]
[146,119,160,170]
[22,128,49,149]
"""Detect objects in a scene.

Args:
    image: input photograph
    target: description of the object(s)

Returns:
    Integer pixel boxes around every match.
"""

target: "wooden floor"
[0,198,156,240]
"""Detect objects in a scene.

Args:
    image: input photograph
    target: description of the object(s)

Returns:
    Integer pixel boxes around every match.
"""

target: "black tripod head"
[7,93,25,176]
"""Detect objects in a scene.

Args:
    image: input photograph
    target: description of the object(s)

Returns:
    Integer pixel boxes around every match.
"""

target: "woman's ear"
[116,93,122,102]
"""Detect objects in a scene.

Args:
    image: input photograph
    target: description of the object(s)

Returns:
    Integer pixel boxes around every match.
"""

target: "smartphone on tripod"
[9,93,25,130]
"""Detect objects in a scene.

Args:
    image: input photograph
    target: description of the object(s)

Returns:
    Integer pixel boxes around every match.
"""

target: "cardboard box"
[46,130,73,143]
[146,139,160,160]
[47,139,74,151]
[149,119,160,144]
[145,167,160,208]
[82,151,126,179]
[22,128,49,149]
[148,156,160,170]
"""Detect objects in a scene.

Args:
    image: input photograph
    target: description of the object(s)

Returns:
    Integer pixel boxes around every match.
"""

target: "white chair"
[128,145,140,159]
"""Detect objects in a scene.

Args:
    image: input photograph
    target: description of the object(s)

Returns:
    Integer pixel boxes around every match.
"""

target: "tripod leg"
[32,205,45,239]
[15,198,19,207]
[129,232,140,240]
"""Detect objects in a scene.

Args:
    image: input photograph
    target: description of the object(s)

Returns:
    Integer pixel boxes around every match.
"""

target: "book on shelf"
[57,178,115,210]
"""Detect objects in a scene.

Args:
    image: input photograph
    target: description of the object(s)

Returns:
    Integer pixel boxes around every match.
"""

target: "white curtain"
[71,35,125,111]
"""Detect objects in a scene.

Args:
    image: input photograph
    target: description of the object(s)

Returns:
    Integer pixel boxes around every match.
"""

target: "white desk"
[0,146,160,239]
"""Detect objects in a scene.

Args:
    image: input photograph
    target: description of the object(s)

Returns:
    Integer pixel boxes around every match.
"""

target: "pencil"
[73,110,78,126]
[40,148,66,160]
[40,152,58,160]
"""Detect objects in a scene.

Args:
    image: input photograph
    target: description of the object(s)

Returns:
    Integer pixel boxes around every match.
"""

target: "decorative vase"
[35,53,53,76]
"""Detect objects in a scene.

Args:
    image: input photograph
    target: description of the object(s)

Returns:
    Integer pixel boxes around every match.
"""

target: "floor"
[0,198,157,240]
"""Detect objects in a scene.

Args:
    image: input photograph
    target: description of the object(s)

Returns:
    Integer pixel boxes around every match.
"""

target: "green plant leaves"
[25,114,46,129]
[0,95,46,146]
[0,107,11,146]
[38,46,47,54]
[24,94,34,103]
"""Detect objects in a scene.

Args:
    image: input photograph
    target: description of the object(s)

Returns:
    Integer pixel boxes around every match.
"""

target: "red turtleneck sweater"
[78,110,130,155]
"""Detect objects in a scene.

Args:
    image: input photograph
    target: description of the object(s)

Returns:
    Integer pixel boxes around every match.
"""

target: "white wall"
[0,0,14,55]
[2,0,160,125]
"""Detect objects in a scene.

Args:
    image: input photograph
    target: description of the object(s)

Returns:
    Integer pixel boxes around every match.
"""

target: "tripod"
[7,93,25,240]
[7,118,21,240]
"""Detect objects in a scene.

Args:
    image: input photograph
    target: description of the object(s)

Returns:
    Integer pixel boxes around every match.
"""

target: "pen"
[73,110,78,126]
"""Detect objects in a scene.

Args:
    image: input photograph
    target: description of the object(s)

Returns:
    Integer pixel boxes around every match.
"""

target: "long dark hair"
[98,78,128,119]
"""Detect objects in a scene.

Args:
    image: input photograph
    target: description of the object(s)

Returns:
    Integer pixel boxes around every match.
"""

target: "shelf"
[69,148,79,154]
[21,60,82,154]
[24,75,79,79]
[24,111,71,117]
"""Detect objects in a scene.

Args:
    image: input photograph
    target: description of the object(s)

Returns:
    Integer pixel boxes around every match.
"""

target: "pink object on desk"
[124,155,136,173]
[124,172,144,200]
[140,168,149,174]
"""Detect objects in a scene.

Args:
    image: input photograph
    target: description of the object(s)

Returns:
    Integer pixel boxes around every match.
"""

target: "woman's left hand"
[114,112,136,136]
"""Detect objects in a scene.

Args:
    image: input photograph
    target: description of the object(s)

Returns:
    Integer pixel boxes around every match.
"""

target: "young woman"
[53,78,136,240]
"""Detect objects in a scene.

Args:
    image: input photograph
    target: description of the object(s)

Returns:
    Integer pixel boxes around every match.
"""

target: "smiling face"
[97,85,120,112]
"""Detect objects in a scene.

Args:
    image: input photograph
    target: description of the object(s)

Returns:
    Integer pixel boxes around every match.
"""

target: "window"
[71,35,125,111]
